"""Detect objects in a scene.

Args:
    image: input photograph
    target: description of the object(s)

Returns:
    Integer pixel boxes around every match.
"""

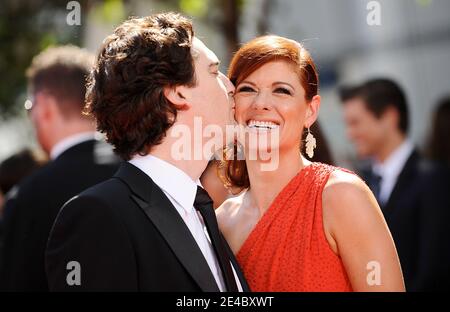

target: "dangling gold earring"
[235,140,244,160]
[305,127,317,159]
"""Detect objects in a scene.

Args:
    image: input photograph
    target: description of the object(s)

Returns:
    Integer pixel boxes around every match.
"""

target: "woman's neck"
[245,147,309,217]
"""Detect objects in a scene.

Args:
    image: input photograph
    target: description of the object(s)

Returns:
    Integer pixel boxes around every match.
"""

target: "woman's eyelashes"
[237,85,293,96]
[237,86,256,93]
[274,87,292,95]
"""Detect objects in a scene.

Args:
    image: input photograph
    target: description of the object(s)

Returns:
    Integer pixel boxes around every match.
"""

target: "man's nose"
[219,72,235,94]
[347,126,358,142]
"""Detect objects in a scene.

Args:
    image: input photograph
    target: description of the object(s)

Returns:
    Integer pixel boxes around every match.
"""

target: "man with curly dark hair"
[45,12,249,292]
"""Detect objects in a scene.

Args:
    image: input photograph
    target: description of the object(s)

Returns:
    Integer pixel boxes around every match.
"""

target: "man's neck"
[375,131,406,163]
[149,141,210,182]
[48,122,97,158]
[49,131,97,160]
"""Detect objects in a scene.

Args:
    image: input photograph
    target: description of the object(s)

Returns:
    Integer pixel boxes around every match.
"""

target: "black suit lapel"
[114,163,220,292]
[383,150,420,216]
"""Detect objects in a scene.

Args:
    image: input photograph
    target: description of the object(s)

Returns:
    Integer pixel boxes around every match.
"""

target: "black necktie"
[194,186,239,292]
[368,171,383,205]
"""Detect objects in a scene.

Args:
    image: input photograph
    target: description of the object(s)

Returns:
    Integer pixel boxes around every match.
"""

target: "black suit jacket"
[45,162,250,292]
[412,161,450,291]
[361,149,450,291]
[0,140,120,291]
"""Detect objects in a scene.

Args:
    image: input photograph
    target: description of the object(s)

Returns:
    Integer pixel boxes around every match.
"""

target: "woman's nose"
[251,90,271,111]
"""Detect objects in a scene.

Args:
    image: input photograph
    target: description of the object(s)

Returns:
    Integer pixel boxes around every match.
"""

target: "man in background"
[340,78,448,291]
[0,149,46,265]
[0,45,120,291]
[0,149,46,218]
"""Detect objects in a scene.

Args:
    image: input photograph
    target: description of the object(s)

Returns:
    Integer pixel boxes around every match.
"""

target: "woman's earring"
[305,127,317,159]
[236,140,244,160]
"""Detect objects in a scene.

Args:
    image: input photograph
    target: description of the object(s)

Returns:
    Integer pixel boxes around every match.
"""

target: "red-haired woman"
[216,35,405,292]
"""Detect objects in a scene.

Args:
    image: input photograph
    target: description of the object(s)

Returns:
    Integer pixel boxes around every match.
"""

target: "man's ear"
[35,92,58,123]
[304,95,321,128]
[381,106,400,129]
[163,86,191,110]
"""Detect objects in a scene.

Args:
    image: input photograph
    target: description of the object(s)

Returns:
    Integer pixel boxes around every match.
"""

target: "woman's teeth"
[247,120,279,130]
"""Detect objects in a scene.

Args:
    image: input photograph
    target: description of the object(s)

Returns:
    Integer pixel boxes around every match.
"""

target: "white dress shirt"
[372,139,414,205]
[50,132,98,160]
[128,154,243,292]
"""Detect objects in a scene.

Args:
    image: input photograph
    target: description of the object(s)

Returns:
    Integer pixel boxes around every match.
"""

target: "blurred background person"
[339,78,448,291]
[0,45,120,291]
[0,149,46,267]
[339,79,414,207]
[0,149,47,218]
[411,95,450,291]
[427,96,450,167]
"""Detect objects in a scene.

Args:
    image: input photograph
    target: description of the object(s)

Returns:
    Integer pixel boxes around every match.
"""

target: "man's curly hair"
[85,12,197,160]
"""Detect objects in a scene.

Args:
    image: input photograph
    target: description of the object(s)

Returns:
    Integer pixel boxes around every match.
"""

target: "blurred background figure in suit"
[0,149,46,218]
[340,78,449,291]
[412,95,450,291]
[427,96,450,167]
[340,79,414,208]
[0,45,120,291]
[0,149,46,267]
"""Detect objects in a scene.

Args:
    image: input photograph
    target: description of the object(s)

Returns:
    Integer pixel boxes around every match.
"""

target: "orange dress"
[237,162,353,292]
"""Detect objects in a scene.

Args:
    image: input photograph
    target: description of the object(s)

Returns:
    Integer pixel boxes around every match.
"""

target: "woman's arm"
[322,170,405,292]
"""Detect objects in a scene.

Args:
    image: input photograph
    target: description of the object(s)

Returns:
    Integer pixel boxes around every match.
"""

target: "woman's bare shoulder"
[322,168,384,230]
[323,168,369,202]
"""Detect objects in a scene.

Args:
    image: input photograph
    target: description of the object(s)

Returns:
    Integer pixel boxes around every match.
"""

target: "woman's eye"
[237,86,256,93]
[274,87,292,95]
